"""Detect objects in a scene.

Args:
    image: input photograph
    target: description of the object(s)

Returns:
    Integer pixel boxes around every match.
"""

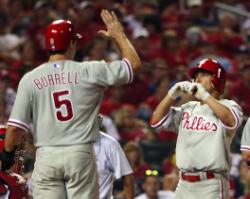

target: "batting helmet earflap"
[45,19,82,51]
[188,59,226,93]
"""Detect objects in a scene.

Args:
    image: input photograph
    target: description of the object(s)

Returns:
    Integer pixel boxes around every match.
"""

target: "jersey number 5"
[52,90,73,122]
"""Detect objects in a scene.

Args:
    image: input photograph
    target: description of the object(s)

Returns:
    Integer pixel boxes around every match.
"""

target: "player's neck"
[48,54,68,62]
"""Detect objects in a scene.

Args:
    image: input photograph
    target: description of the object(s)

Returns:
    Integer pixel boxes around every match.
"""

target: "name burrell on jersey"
[33,72,79,89]
[182,112,218,132]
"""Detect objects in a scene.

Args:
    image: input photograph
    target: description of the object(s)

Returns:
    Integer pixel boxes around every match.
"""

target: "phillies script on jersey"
[182,112,218,131]
[33,72,79,89]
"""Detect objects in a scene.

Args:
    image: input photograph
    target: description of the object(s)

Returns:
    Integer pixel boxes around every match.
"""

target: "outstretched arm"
[151,95,175,126]
[99,9,141,72]
[151,81,191,125]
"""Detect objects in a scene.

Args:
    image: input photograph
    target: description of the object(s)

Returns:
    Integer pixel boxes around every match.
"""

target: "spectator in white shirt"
[94,131,134,199]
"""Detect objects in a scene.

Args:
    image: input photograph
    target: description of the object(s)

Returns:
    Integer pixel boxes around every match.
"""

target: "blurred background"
[0,0,250,198]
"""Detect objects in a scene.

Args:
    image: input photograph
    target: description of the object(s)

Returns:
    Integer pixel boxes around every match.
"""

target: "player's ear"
[194,73,203,82]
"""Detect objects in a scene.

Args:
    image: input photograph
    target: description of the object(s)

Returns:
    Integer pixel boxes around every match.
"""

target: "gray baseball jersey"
[94,131,132,199]
[152,99,243,174]
[7,59,133,147]
[240,117,250,151]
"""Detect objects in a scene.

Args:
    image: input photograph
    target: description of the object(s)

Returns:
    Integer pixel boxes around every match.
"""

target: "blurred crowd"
[1,0,250,198]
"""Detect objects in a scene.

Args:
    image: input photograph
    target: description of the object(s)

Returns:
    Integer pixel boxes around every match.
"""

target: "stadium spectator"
[114,104,152,141]
[123,141,151,194]
[230,64,250,116]
[135,173,175,199]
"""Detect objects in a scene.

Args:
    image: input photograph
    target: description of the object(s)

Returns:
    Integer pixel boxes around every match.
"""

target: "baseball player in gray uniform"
[150,59,243,199]
[94,131,134,199]
[240,118,250,166]
[1,10,141,199]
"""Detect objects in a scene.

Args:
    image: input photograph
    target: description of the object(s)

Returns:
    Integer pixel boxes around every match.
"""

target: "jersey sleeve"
[151,106,182,133]
[7,75,32,132]
[241,118,250,151]
[82,58,133,86]
[107,139,133,179]
[220,99,243,130]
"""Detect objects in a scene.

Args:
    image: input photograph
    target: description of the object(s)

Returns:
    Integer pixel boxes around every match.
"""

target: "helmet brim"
[188,66,199,79]
[188,66,214,79]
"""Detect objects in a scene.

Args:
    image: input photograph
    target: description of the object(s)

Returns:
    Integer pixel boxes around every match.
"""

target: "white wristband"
[201,92,210,101]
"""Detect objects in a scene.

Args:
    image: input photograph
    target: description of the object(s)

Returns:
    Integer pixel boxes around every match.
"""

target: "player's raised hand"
[168,81,192,99]
[98,9,125,40]
[188,83,210,101]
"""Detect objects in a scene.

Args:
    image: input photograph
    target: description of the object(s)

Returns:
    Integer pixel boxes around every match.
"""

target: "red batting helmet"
[189,59,226,93]
[45,20,82,51]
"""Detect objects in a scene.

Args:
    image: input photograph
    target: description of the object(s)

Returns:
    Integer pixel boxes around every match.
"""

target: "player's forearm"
[123,175,134,199]
[4,126,25,152]
[242,151,250,161]
[114,34,141,72]
[242,151,250,168]
[151,95,175,125]
[205,96,236,128]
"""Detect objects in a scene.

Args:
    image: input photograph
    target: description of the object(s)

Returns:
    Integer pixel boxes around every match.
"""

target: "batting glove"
[188,83,210,101]
[168,81,191,99]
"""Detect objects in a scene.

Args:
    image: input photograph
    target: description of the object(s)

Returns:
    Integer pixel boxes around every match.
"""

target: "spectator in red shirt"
[131,29,152,62]
[114,104,152,141]
[100,86,125,117]
[143,14,162,53]
[123,141,151,191]
[145,77,170,111]
[76,1,104,49]
[10,40,41,88]
[230,64,250,116]
[123,141,151,176]
[149,58,169,93]
[160,30,188,68]
[137,76,170,122]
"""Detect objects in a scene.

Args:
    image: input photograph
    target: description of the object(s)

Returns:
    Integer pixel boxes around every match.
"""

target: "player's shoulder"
[219,99,241,108]
[22,63,46,77]
[18,69,35,84]
[245,117,250,126]
[79,59,105,65]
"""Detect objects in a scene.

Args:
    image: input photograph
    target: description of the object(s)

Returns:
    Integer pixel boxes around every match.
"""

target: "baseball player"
[150,58,243,199]
[94,131,134,199]
[1,10,141,199]
[240,118,250,166]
